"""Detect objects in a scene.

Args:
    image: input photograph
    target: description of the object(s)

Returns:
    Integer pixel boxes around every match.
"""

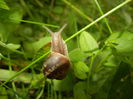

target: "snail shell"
[44,52,70,80]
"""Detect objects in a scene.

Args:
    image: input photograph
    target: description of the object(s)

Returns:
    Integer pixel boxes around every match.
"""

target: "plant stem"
[8,53,19,99]
[36,86,44,99]
[94,0,113,34]
[11,19,59,28]
[62,0,93,22]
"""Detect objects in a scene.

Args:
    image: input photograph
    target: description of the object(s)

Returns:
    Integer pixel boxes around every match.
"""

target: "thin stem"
[62,0,93,22]
[8,53,19,99]
[94,0,113,34]
[88,54,95,77]
[0,0,131,87]
[11,19,59,28]
[35,0,44,7]
[36,86,44,99]
[51,80,54,99]
[59,91,62,99]
[95,53,112,73]
[48,83,50,99]
[87,44,106,94]
[88,45,106,77]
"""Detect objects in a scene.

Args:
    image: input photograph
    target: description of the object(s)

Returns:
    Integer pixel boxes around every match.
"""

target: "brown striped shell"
[43,52,70,80]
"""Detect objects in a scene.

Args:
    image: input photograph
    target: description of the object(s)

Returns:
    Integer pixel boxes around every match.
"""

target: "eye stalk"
[42,24,70,80]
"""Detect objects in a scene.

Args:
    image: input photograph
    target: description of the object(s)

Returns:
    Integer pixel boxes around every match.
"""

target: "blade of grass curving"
[94,0,113,34]
[0,0,131,87]
[11,19,59,28]
[36,87,44,99]
[48,83,50,99]
[35,0,44,8]
[65,0,131,42]
[62,0,93,22]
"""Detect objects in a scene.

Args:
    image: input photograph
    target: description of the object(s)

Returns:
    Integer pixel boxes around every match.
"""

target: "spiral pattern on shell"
[43,52,70,80]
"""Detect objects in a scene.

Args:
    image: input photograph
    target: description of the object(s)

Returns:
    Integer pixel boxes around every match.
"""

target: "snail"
[42,24,71,80]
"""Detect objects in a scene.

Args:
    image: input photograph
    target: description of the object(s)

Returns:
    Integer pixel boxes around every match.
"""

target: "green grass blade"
[11,19,60,28]
[62,0,93,22]
[8,54,19,99]
[94,0,113,34]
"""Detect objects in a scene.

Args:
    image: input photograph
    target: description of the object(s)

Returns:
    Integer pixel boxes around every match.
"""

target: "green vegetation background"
[0,0,133,99]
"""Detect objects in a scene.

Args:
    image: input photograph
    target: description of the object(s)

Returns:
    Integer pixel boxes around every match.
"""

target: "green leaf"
[6,43,20,50]
[86,48,119,94]
[115,39,133,56]
[69,48,84,62]
[23,36,51,57]
[104,55,120,67]
[32,36,51,52]
[0,69,43,84]
[107,32,133,56]
[0,0,10,10]
[73,61,89,79]
[79,31,99,53]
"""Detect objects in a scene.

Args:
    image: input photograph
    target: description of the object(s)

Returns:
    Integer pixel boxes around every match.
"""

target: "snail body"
[43,24,70,80]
